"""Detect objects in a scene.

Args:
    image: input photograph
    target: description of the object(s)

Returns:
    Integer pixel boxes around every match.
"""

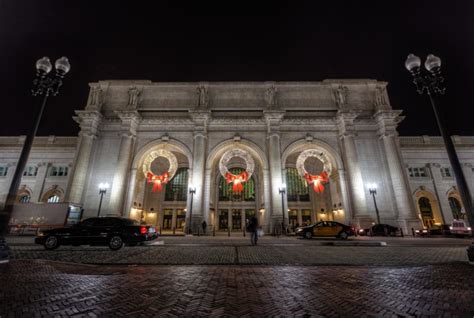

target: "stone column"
[66,111,102,205]
[264,111,286,229]
[462,163,474,201]
[188,111,210,231]
[108,111,140,215]
[375,110,420,232]
[32,162,50,202]
[0,163,16,210]
[124,168,138,218]
[336,111,368,225]
[427,163,448,224]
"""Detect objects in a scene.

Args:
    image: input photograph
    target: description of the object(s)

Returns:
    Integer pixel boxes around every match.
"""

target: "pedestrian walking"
[247,215,259,245]
[202,220,207,234]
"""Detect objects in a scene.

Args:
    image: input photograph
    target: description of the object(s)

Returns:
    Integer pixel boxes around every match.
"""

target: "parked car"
[414,228,429,236]
[296,221,355,239]
[358,224,402,236]
[428,224,451,236]
[0,236,10,264]
[449,219,472,237]
[35,217,158,250]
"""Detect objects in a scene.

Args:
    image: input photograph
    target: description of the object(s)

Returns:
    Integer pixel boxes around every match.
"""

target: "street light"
[187,185,196,234]
[368,183,381,224]
[278,184,287,234]
[405,54,474,233]
[0,56,71,237]
[97,183,109,217]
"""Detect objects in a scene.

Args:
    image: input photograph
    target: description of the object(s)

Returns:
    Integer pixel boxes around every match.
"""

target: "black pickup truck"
[35,217,157,250]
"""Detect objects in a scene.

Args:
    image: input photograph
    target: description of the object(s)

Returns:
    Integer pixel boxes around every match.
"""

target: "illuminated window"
[218,167,255,202]
[286,168,309,202]
[19,194,31,203]
[47,195,61,203]
[164,168,189,201]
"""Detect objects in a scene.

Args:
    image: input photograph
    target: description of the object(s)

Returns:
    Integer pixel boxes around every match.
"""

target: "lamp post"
[368,183,381,224]
[0,57,71,237]
[187,185,196,234]
[278,184,287,234]
[405,54,474,232]
[97,183,109,217]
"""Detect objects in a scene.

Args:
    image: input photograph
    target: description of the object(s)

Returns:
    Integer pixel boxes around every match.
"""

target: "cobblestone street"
[1,260,474,317]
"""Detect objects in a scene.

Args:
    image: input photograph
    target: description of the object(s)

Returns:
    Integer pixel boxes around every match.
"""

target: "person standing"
[248,215,259,245]
[202,220,207,234]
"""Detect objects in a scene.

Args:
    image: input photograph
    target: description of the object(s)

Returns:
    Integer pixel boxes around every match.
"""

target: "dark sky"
[0,1,473,136]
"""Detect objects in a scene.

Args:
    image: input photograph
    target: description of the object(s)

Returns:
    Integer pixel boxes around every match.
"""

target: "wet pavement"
[1,260,473,317]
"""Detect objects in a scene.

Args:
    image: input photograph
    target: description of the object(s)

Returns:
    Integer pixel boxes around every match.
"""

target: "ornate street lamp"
[405,54,474,232]
[368,183,380,224]
[0,57,71,238]
[97,183,110,217]
[187,185,196,234]
[279,184,287,234]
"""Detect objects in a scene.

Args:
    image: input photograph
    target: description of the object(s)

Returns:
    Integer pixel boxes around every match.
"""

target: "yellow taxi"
[296,221,355,239]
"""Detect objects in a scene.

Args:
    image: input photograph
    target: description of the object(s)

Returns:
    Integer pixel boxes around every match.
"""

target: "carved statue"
[128,87,141,109]
[333,85,348,107]
[197,86,209,108]
[374,85,388,107]
[264,86,278,108]
[87,86,103,108]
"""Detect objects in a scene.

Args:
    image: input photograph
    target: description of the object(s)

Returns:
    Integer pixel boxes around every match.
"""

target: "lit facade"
[1,80,472,233]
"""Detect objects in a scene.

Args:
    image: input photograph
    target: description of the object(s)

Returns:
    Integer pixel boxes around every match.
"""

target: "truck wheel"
[109,236,123,250]
[44,236,60,250]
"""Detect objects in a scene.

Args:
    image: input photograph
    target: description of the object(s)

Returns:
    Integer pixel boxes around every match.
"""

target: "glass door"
[176,209,185,229]
[163,209,172,229]
[219,209,229,230]
[232,209,242,230]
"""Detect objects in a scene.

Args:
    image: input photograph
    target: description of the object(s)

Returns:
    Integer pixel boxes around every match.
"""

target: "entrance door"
[302,209,312,225]
[289,209,298,229]
[232,209,241,230]
[163,209,172,229]
[176,209,185,230]
[219,209,229,230]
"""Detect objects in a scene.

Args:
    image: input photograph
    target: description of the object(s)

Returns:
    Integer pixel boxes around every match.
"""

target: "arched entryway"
[127,139,192,233]
[282,139,348,230]
[414,188,443,227]
[206,140,269,232]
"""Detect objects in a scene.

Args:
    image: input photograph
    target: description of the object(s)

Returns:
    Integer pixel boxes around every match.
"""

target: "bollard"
[213,226,216,237]
[243,229,246,237]
[411,228,415,237]
[173,227,175,235]
[228,227,230,237]
[400,228,404,237]
[159,226,162,236]
[467,243,474,265]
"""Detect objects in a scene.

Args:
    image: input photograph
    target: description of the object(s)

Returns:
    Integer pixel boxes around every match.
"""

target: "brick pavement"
[8,244,470,266]
[1,260,474,317]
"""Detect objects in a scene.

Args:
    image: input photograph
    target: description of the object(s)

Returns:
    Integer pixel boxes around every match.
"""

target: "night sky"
[0,1,473,136]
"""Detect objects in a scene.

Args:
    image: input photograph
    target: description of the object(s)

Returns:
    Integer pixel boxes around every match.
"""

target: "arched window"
[218,167,255,202]
[47,195,61,203]
[449,197,463,220]
[164,168,189,201]
[418,197,434,227]
[286,168,309,202]
[19,194,31,203]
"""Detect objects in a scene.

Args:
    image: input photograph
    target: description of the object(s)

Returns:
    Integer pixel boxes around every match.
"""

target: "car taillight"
[140,226,147,234]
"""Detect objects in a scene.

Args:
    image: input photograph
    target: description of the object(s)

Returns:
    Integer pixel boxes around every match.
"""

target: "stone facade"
[0,80,472,233]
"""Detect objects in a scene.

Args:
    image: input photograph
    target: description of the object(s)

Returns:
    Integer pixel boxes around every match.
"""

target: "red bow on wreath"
[147,171,170,192]
[304,171,329,193]
[225,171,249,193]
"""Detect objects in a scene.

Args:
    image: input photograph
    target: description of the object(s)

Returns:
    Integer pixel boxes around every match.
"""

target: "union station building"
[0,80,472,233]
